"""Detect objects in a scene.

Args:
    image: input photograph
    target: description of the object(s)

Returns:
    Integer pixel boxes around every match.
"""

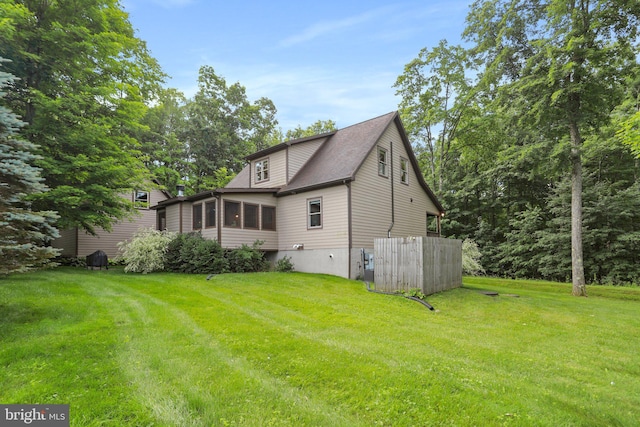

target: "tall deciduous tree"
[395,40,475,193]
[140,87,189,193]
[464,0,640,296]
[0,0,164,235]
[182,66,278,193]
[0,59,59,274]
[285,119,337,140]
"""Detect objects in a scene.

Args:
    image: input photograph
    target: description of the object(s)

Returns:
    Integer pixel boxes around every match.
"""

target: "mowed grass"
[1,269,639,426]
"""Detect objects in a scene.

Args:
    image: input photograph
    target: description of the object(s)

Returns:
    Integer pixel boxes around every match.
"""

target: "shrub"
[226,240,269,273]
[118,228,176,273]
[275,255,294,272]
[462,238,485,276]
[165,232,228,274]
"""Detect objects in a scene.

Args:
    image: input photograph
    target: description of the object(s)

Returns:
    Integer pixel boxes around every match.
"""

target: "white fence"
[373,236,462,296]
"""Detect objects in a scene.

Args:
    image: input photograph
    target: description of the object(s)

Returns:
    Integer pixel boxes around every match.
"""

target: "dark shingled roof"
[156,112,443,213]
[278,111,398,195]
[225,111,444,212]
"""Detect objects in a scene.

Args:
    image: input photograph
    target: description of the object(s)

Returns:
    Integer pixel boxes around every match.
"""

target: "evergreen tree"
[0,59,58,274]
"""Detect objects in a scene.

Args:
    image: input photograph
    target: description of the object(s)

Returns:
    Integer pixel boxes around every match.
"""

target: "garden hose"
[365,281,435,311]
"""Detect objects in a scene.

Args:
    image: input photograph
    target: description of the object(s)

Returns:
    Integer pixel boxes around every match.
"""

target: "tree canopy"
[0,0,164,234]
[398,0,640,290]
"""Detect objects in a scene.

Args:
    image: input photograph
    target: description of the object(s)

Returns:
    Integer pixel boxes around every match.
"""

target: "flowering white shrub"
[462,238,485,276]
[117,228,176,273]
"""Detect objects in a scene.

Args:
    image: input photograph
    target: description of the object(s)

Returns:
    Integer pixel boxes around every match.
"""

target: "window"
[255,158,269,183]
[400,158,409,184]
[134,190,149,209]
[378,147,388,177]
[192,203,202,230]
[427,213,440,236]
[262,205,276,231]
[205,201,216,228]
[244,203,259,229]
[224,201,241,228]
[308,198,322,229]
[157,209,166,231]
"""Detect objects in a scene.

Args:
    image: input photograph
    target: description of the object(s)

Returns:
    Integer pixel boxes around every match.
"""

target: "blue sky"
[122,0,472,132]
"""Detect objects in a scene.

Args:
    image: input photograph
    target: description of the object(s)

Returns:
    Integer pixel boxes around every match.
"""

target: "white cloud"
[278,6,395,48]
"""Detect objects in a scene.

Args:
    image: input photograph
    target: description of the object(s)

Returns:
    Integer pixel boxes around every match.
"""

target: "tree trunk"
[569,121,587,296]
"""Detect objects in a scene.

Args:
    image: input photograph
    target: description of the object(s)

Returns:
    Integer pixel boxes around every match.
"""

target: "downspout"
[387,141,395,238]
[216,194,222,244]
[346,180,352,279]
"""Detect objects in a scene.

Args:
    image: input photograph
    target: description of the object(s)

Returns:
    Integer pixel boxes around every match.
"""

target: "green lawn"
[1,268,639,426]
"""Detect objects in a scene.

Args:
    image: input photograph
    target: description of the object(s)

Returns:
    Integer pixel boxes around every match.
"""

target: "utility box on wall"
[374,236,462,296]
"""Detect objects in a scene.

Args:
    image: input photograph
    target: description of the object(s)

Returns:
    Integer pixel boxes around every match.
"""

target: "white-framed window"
[308,198,322,229]
[400,157,409,184]
[378,147,388,177]
[134,190,150,209]
[255,158,269,183]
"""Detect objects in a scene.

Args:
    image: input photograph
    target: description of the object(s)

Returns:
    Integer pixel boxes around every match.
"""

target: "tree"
[464,0,640,296]
[182,66,278,192]
[0,59,59,274]
[285,119,337,141]
[140,88,189,193]
[395,40,475,193]
[0,0,164,235]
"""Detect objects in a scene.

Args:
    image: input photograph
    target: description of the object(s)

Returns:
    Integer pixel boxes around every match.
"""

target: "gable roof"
[274,112,444,213]
[278,112,398,195]
[158,112,444,213]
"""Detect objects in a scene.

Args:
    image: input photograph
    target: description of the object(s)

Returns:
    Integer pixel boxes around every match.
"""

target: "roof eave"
[277,177,353,197]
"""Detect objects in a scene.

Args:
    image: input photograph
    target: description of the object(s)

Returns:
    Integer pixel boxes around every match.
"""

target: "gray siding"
[276,185,349,250]
[218,193,279,249]
[53,229,77,257]
[54,189,169,258]
[351,123,439,249]
[252,150,287,188]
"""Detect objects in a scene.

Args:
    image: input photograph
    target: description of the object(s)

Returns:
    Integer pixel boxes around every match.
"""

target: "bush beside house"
[118,228,274,274]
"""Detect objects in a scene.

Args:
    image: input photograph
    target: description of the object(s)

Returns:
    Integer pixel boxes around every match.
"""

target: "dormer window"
[255,158,269,183]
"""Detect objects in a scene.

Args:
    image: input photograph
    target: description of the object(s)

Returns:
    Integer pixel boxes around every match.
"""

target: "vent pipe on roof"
[176,185,185,197]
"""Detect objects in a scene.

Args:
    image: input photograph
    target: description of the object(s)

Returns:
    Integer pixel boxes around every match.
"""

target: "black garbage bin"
[86,250,109,270]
